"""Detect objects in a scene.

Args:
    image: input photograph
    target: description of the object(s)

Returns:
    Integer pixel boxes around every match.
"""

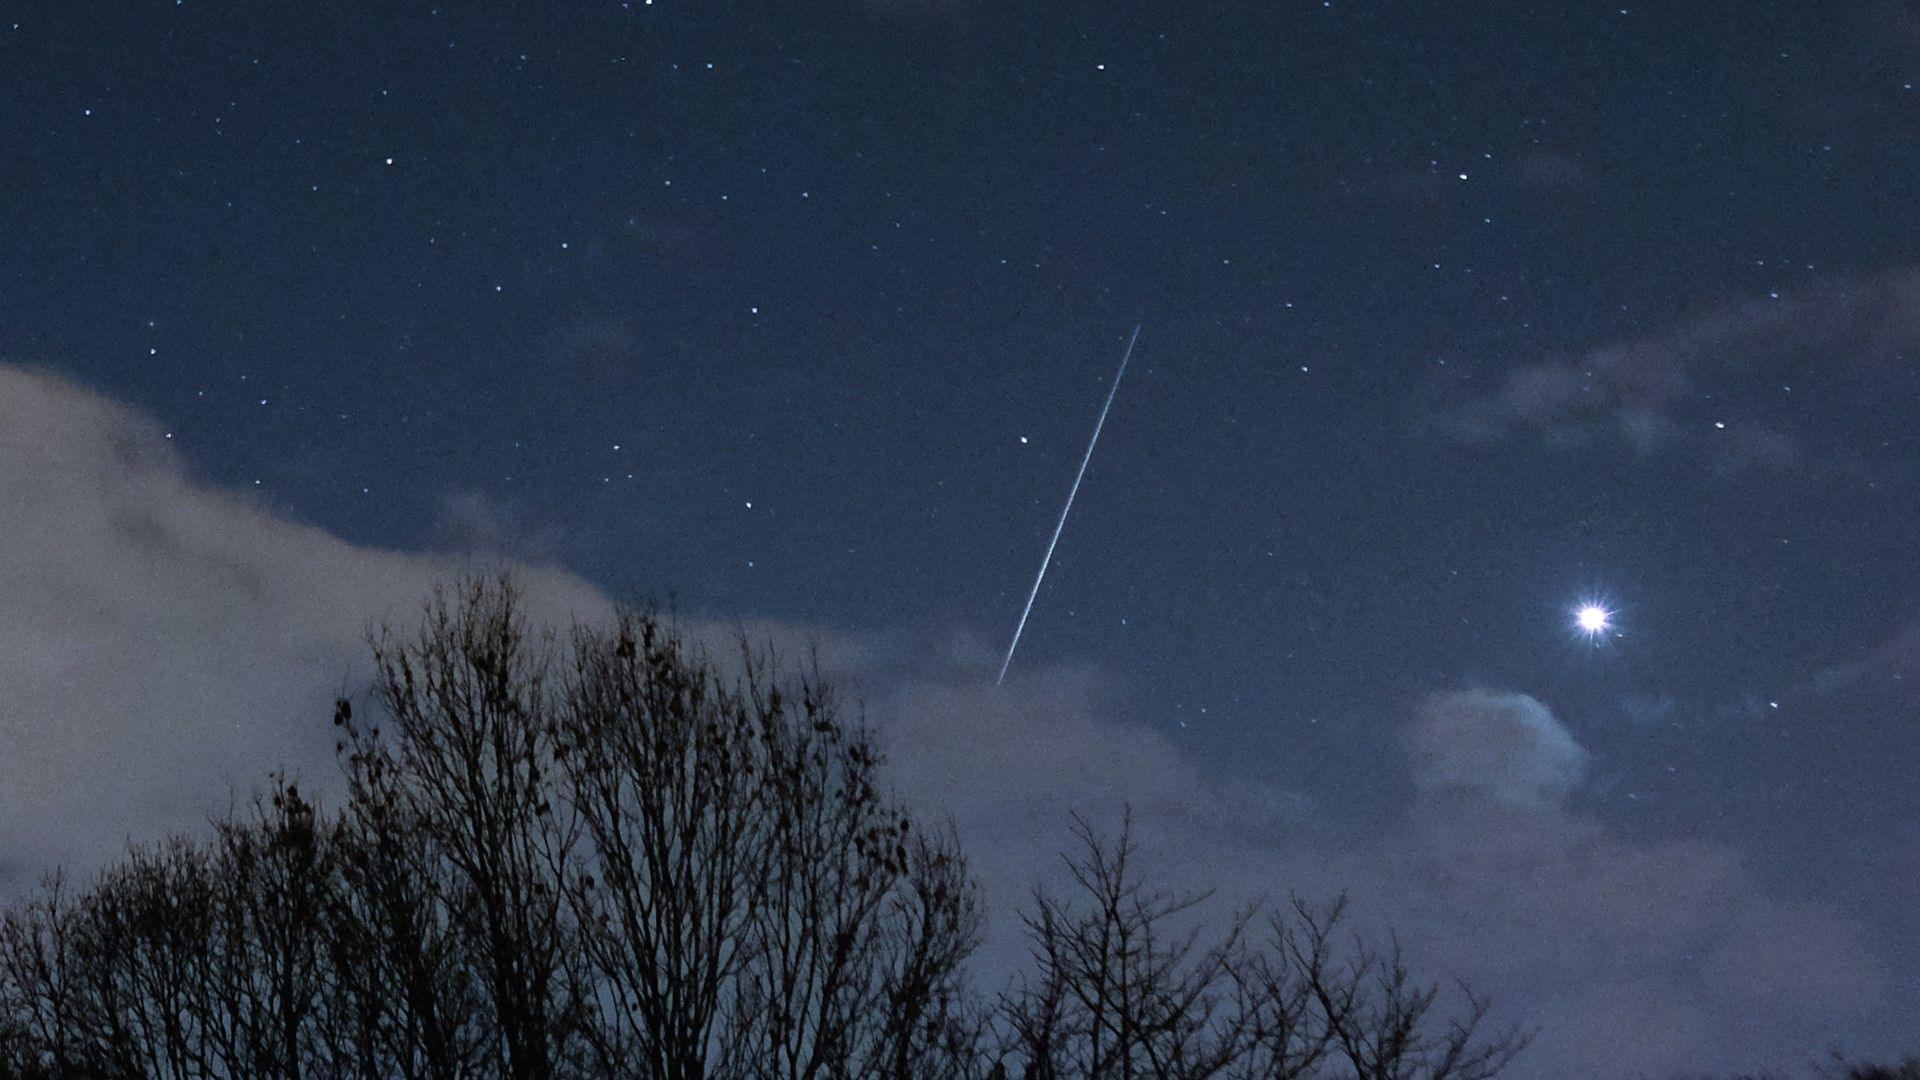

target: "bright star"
[1575,603,1612,637]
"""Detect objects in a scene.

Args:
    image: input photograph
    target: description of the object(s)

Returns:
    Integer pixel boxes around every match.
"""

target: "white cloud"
[1402,689,1589,806]
[0,364,608,887]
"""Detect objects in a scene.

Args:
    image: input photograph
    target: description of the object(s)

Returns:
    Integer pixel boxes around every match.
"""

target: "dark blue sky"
[5,2,1918,1071]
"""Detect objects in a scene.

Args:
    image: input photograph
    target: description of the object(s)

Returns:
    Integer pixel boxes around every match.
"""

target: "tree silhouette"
[346,579,586,1076]
[991,811,1528,1079]
[0,575,1550,1079]
[547,598,983,1077]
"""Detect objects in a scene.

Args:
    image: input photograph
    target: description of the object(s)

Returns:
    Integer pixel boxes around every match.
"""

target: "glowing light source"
[1575,604,1611,636]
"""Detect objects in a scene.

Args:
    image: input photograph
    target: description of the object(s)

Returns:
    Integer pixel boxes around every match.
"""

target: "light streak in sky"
[997,324,1141,686]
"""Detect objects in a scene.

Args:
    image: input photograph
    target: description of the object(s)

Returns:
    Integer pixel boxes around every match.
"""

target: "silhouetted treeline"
[0,577,1532,1078]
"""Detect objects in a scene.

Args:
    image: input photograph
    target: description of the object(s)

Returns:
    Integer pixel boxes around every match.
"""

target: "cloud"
[0,363,1905,1075]
[860,672,1895,1077]
[431,488,569,561]
[1803,615,1920,705]
[1427,270,1920,476]
[0,364,609,888]
[1402,689,1588,806]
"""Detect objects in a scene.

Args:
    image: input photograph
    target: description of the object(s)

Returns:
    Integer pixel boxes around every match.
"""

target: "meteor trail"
[997,324,1141,686]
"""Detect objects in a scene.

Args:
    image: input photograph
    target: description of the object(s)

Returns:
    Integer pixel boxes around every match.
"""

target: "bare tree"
[995,810,1271,1079]
[0,838,220,1078]
[0,873,81,1078]
[555,609,985,1079]
[193,779,341,1078]
[1281,896,1527,1080]
[993,811,1529,1080]
[2,575,1546,1080]
[552,612,769,1076]
[719,685,978,1080]
[344,578,586,1078]
[341,577,985,1078]
[1,781,360,1079]
[326,711,491,1079]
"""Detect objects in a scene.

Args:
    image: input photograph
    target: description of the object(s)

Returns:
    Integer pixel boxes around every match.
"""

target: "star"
[1575,603,1612,638]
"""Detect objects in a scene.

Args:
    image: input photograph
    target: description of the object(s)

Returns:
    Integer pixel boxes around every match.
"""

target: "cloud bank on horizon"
[0,362,1906,1077]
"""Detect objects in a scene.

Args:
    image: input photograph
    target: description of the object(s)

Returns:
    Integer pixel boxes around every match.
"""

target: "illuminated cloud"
[0,364,608,887]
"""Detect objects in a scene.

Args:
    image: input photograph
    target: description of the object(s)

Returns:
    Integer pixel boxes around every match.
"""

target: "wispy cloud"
[1426,270,1920,477]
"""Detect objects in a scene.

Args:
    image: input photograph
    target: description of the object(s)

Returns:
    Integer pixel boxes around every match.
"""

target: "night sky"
[5,2,1919,1074]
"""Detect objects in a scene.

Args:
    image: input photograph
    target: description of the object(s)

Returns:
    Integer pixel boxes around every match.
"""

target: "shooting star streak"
[997,324,1142,686]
